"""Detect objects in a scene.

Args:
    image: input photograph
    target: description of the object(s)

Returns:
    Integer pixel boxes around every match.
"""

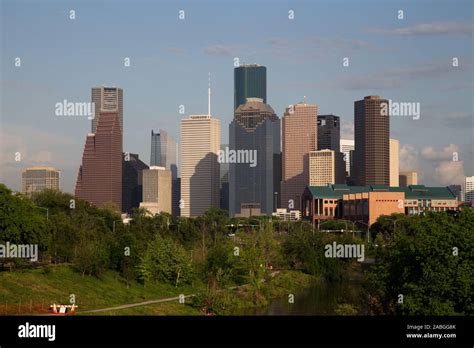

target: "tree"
[366,210,474,315]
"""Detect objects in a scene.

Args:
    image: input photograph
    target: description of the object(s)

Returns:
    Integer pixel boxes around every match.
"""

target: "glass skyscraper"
[229,98,280,217]
[234,64,266,110]
[150,129,177,180]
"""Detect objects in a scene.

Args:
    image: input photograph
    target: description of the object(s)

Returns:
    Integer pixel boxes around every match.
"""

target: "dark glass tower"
[234,64,267,110]
[122,153,149,214]
[317,115,340,151]
[229,98,280,217]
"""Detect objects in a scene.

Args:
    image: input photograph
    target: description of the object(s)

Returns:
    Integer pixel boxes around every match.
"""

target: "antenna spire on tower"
[208,72,211,117]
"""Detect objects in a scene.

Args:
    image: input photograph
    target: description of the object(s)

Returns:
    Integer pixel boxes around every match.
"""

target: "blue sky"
[1,0,473,193]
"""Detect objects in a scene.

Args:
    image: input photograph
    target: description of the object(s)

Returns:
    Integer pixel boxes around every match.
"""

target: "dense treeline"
[1,183,472,315]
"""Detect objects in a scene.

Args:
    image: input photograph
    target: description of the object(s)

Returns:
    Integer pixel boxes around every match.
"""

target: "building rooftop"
[306,184,456,200]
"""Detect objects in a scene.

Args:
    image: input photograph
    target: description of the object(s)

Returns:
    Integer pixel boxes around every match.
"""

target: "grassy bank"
[0,264,202,315]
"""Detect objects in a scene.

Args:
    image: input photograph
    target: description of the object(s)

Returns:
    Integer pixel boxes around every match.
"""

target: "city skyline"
[1,0,473,194]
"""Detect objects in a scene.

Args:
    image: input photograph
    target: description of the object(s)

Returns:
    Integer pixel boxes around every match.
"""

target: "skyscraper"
[22,166,60,195]
[317,115,340,151]
[340,139,355,177]
[76,87,123,211]
[91,86,123,134]
[140,166,172,215]
[353,96,390,186]
[229,98,280,217]
[220,144,230,211]
[234,64,266,110]
[281,102,317,210]
[390,138,399,187]
[180,115,220,217]
[75,110,123,211]
[122,153,149,214]
[309,150,345,186]
[150,129,178,179]
[465,176,474,203]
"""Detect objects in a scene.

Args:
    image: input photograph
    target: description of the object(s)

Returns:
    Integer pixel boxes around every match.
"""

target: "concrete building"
[465,176,474,203]
[317,114,340,151]
[91,86,123,134]
[353,96,390,186]
[399,171,418,187]
[234,64,266,110]
[150,129,179,216]
[140,166,172,215]
[273,208,301,221]
[340,139,355,177]
[281,102,317,211]
[309,150,345,186]
[180,115,220,217]
[390,138,399,187]
[22,166,60,195]
[76,110,122,211]
[122,153,149,214]
[301,184,458,227]
[229,98,280,217]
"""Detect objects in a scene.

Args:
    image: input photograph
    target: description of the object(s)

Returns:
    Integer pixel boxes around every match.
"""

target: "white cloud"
[370,22,474,36]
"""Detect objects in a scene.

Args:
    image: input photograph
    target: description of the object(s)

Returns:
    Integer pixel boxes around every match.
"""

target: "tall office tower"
[309,150,345,186]
[317,115,340,151]
[234,64,266,110]
[399,171,418,187]
[139,166,172,215]
[448,184,463,202]
[22,166,60,195]
[75,111,123,211]
[220,144,230,211]
[353,96,390,186]
[390,138,399,187]
[180,88,220,218]
[229,97,280,217]
[465,176,474,203]
[150,129,179,216]
[281,102,317,211]
[91,86,123,134]
[340,139,355,176]
[122,153,149,214]
[150,129,178,179]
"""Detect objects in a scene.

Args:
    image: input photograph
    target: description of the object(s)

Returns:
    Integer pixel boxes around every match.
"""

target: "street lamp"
[355,220,370,243]
[37,206,49,221]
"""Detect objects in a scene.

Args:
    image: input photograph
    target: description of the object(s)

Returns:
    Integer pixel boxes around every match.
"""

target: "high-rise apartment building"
[340,139,355,177]
[281,102,317,210]
[91,86,123,134]
[353,96,390,186]
[229,98,280,216]
[22,166,60,195]
[399,171,418,187]
[317,115,340,151]
[234,64,266,110]
[390,138,399,187]
[309,150,345,186]
[139,166,172,215]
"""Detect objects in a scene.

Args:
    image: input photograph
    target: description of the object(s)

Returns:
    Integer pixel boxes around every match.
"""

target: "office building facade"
[91,86,123,134]
[229,98,280,217]
[234,64,266,110]
[390,138,399,187]
[140,166,172,215]
[281,102,317,211]
[22,166,60,195]
[353,96,390,186]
